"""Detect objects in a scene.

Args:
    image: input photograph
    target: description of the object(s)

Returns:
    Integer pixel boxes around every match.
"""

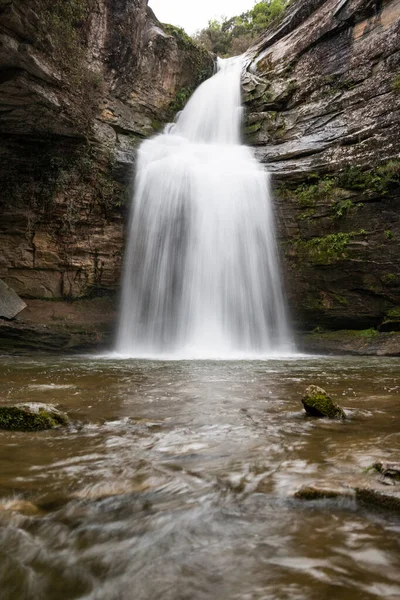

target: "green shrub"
[194,0,289,57]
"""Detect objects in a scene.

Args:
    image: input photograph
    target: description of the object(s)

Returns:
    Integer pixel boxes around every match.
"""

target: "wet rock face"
[0,0,213,301]
[244,0,400,332]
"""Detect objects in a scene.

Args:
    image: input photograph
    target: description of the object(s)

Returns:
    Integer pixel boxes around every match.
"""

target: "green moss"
[245,122,262,135]
[303,296,324,311]
[302,385,346,419]
[355,328,378,337]
[34,0,102,129]
[363,464,381,474]
[0,406,68,431]
[294,230,366,265]
[332,198,356,218]
[311,328,378,339]
[304,393,340,417]
[292,177,336,208]
[382,273,398,285]
[338,79,357,91]
[281,160,400,214]
[36,0,95,77]
[162,23,196,49]
[169,87,193,114]
[384,229,393,240]
[386,306,400,318]
[392,74,400,93]
[333,294,349,306]
[337,161,400,195]
[298,208,316,220]
[162,22,213,117]
[151,120,163,132]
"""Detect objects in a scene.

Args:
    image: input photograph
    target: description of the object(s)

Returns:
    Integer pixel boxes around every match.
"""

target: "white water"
[116,57,293,359]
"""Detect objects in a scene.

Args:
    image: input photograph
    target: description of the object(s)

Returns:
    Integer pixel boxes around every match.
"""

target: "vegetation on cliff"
[34,0,102,126]
[194,0,288,56]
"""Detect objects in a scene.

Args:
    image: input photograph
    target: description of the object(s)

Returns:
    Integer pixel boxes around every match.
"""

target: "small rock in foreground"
[368,461,400,485]
[294,484,354,501]
[295,477,400,514]
[0,403,69,431]
[302,385,346,419]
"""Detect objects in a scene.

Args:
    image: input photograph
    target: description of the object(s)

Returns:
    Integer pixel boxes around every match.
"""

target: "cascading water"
[116,57,293,359]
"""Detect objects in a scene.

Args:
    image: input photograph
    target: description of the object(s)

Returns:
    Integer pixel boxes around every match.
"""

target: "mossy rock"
[355,487,400,513]
[0,403,69,431]
[302,385,346,419]
[370,461,400,482]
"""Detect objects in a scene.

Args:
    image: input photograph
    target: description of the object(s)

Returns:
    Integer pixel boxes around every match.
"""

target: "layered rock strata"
[0,0,213,301]
[244,0,400,335]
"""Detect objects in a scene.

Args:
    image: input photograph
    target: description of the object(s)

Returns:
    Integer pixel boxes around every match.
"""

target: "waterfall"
[116,57,293,359]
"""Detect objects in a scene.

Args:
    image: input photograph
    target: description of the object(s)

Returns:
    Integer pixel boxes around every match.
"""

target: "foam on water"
[116,57,294,358]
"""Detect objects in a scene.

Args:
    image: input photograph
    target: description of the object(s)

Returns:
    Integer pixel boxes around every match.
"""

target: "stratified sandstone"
[244,0,400,336]
[0,0,213,303]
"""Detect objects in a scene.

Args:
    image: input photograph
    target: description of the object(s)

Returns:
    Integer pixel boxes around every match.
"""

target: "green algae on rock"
[302,385,346,419]
[0,403,69,431]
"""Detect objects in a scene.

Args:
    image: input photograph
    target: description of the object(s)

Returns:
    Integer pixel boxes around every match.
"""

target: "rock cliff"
[243,0,400,334]
[1,0,399,354]
[0,0,213,301]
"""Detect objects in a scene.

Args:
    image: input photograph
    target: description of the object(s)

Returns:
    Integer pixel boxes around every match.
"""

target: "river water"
[0,355,399,599]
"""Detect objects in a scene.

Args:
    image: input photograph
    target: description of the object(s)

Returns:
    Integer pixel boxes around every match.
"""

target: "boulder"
[0,279,26,320]
[302,384,346,419]
[0,403,69,431]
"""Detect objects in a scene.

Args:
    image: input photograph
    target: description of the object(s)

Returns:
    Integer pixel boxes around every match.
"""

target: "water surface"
[0,356,399,599]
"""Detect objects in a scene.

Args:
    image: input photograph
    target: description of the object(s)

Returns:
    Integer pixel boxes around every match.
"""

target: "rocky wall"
[0,0,213,301]
[244,0,400,332]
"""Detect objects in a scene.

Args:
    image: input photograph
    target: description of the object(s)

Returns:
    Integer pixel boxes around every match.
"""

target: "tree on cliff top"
[193,0,288,57]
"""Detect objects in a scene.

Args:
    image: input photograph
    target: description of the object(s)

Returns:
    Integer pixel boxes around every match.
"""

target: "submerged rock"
[302,385,346,419]
[295,461,400,514]
[0,499,41,516]
[0,403,69,431]
[370,461,400,483]
[295,480,400,514]
[294,484,355,501]
[356,487,400,513]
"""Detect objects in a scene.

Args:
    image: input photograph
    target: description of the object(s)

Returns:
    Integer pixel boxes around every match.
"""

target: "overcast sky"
[149,0,255,35]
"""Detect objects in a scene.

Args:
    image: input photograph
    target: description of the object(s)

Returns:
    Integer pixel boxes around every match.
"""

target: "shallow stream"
[0,355,399,599]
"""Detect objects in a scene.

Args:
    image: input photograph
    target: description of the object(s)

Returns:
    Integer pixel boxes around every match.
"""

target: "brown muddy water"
[0,355,399,600]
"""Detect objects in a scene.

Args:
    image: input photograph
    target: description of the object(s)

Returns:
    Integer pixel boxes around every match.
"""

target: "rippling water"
[0,356,399,599]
